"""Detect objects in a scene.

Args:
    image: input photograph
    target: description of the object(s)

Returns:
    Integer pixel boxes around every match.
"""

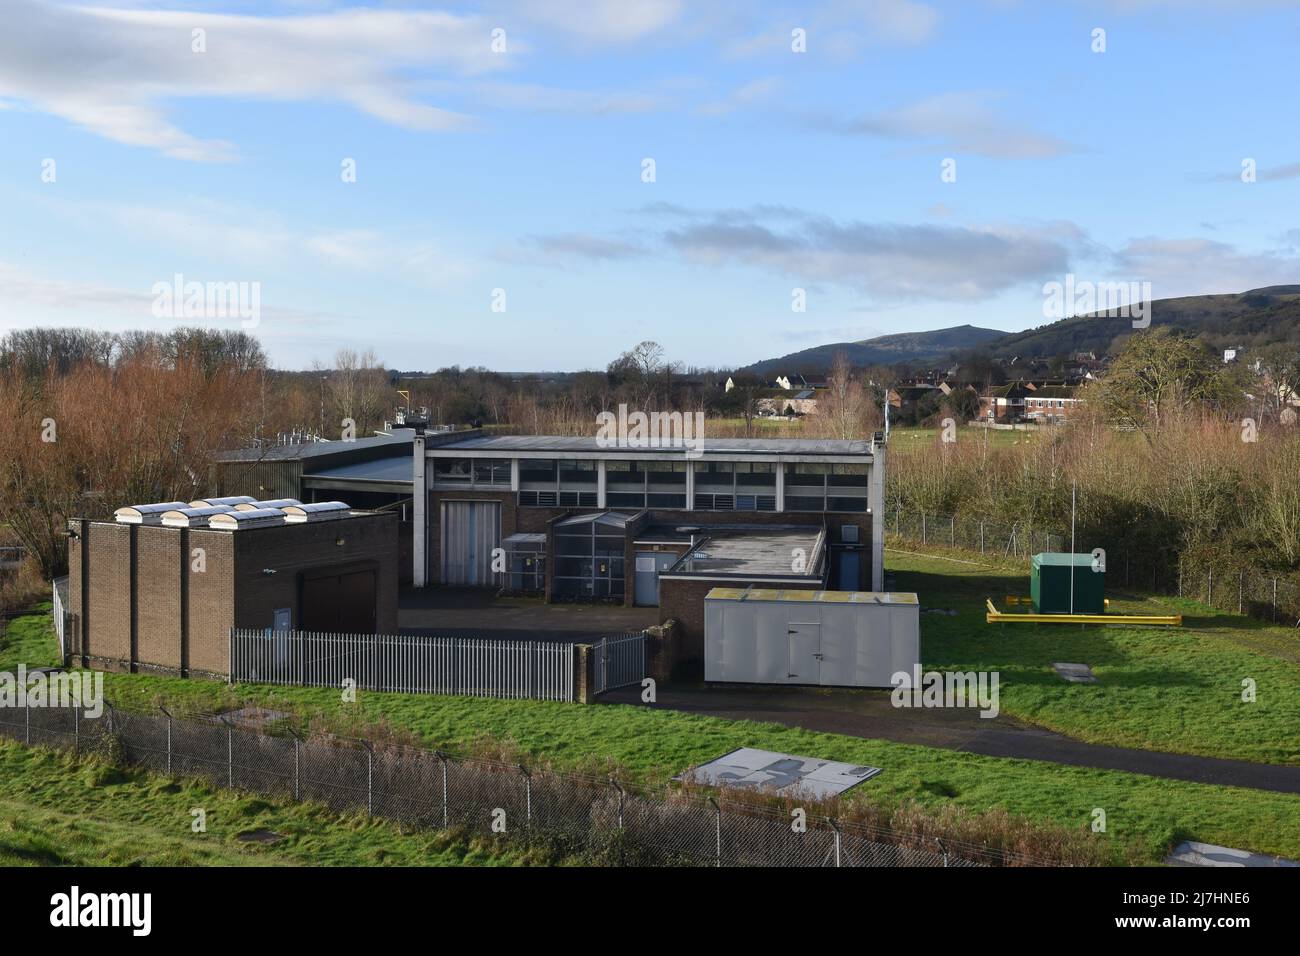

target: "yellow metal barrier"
[985,599,1181,627]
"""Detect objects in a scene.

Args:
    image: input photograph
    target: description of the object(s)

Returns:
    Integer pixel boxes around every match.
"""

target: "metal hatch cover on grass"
[676,747,881,798]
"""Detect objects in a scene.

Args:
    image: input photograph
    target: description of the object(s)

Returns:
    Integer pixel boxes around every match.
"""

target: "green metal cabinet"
[1031,553,1105,614]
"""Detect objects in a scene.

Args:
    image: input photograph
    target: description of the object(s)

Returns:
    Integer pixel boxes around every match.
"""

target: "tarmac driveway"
[600,682,1300,795]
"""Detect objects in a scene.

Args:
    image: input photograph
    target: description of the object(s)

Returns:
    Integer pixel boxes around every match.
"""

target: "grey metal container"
[704,587,920,688]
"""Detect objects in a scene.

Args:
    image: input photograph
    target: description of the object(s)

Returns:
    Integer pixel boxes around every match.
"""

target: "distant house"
[888,384,942,422]
[977,383,1029,423]
[787,389,818,415]
[1023,385,1085,423]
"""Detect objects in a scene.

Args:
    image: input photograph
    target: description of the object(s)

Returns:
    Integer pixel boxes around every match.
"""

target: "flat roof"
[705,587,919,604]
[427,434,873,458]
[669,527,825,578]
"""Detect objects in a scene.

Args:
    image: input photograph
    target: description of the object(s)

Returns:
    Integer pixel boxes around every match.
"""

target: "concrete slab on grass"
[1052,662,1097,683]
[1165,841,1299,867]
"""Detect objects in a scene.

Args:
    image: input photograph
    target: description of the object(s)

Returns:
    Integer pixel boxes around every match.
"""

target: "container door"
[786,622,821,684]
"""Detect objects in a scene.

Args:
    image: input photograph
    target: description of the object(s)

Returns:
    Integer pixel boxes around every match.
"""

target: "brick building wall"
[66,512,395,678]
[656,578,718,676]
[232,513,398,636]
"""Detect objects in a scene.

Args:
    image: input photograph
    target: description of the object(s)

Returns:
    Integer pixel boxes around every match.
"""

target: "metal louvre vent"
[520,491,558,508]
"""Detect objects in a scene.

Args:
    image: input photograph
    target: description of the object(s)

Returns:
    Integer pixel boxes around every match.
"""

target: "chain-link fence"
[0,700,1049,867]
[886,508,1064,559]
[887,509,1300,627]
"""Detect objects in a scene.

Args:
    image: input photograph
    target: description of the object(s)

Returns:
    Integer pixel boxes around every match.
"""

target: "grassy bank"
[5,605,1300,864]
[0,741,542,867]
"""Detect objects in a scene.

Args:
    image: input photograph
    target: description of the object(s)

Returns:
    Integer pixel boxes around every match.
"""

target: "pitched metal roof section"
[214,432,415,463]
[302,457,413,483]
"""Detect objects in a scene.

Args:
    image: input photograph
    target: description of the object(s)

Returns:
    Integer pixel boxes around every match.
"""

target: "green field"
[886,425,1037,451]
[4,586,1300,864]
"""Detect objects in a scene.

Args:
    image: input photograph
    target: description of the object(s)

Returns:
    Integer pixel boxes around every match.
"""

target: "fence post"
[519,765,532,831]
[979,521,984,554]
[73,705,79,756]
[829,818,842,868]
[1239,572,1244,615]
[708,796,722,868]
[1208,569,1213,606]
[610,778,625,829]
[1273,578,1279,623]
[292,731,301,802]
[362,741,375,816]
[934,837,949,867]
[159,706,173,775]
[25,698,30,745]
[435,751,449,829]
[950,515,955,546]
[219,715,233,789]
[921,513,926,544]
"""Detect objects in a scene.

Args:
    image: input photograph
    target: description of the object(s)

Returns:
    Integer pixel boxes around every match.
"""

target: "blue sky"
[1,0,1299,371]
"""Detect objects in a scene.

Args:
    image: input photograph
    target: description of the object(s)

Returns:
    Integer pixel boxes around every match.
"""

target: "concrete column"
[775,462,785,513]
[510,458,520,492]
[597,459,607,508]
[684,460,694,511]
[412,433,427,587]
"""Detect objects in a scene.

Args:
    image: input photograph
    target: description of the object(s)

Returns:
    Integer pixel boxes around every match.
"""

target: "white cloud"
[820,91,1079,159]
[1110,236,1300,296]
[511,0,685,45]
[0,1,503,160]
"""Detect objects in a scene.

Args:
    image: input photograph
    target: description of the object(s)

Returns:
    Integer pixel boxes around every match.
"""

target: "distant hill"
[745,324,1007,375]
[987,286,1300,360]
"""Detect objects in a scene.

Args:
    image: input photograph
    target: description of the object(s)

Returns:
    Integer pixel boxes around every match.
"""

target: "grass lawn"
[0,741,543,867]
[5,604,1300,864]
[887,547,1300,765]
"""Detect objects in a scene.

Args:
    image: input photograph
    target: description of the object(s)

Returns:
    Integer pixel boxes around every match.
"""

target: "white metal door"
[786,622,821,684]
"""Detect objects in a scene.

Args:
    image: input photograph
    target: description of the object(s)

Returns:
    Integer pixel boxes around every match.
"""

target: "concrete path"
[600,683,1300,795]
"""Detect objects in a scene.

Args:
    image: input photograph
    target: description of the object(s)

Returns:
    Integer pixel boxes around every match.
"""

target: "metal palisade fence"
[591,633,646,696]
[0,700,1022,867]
[230,629,577,702]
[888,508,1064,558]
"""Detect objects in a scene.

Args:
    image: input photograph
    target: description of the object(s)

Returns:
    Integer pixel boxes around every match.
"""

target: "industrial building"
[211,425,472,584]
[411,430,885,669]
[65,498,397,677]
